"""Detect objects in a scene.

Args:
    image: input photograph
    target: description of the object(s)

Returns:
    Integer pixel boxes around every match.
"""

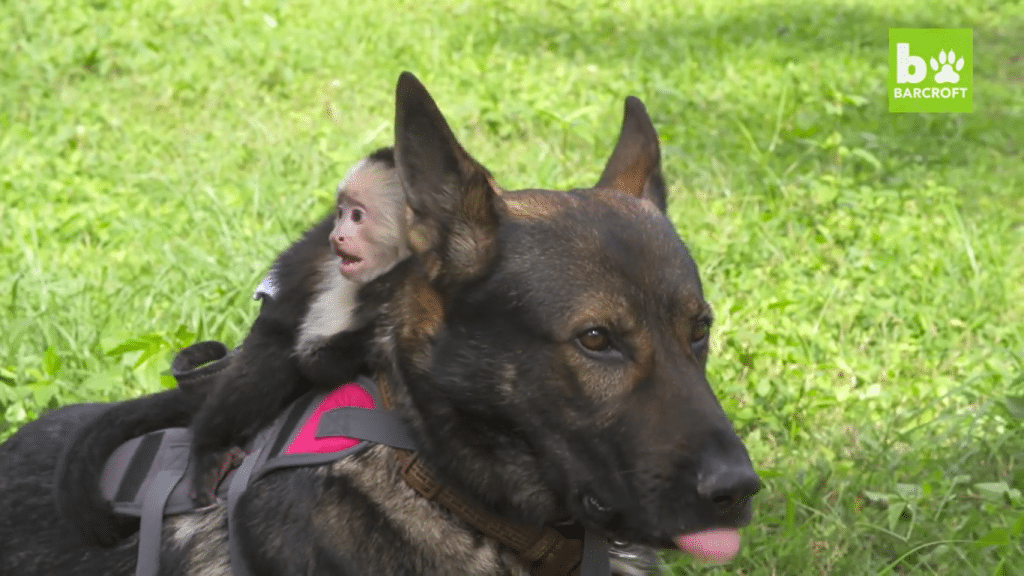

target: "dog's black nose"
[697,464,761,513]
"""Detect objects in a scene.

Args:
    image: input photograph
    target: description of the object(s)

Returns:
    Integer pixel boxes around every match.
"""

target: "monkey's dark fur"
[189,213,369,505]
[192,147,401,505]
[53,149,398,546]
[2,72,759,576]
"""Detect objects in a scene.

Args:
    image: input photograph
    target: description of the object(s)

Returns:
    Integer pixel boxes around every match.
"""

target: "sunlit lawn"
[1,0,1021,573]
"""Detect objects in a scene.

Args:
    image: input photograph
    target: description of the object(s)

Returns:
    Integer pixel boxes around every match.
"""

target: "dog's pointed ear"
[394,72,502,286]
[595,96,667,212]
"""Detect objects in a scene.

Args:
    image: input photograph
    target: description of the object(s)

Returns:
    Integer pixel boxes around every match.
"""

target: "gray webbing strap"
[226,442,265,576]
[226,414,288,576]
[580,529,610,576]
[253,388,418,476]
[314,406,417,451]
[135,459,188,576]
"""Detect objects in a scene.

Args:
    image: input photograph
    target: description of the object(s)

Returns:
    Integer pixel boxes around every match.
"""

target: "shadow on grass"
[483,1,1022,210]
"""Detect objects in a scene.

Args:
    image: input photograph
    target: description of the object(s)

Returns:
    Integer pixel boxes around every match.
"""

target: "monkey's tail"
[52,388,195,547]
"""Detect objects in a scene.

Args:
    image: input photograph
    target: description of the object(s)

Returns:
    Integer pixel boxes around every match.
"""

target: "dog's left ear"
[595,96,667,213]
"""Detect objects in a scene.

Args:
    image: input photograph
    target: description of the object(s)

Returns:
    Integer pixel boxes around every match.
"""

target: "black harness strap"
[581,527,611,576]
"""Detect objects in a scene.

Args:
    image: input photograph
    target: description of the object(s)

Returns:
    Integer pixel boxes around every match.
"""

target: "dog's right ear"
[595,96,667,213]
[394,72,503,286]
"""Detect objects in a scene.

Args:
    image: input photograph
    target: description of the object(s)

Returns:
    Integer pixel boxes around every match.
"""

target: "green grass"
[2,0,1022,573]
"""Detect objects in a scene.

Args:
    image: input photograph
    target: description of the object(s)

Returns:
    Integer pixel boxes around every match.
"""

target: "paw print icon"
[931,50,965,83]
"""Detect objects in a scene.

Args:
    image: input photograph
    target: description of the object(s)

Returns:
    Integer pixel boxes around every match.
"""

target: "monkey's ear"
[393,72,502,286]
[594,96,667,213]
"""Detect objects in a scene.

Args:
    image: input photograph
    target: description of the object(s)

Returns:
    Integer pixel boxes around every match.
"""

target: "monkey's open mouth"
[337,251,365,278]
[337,250,362,266]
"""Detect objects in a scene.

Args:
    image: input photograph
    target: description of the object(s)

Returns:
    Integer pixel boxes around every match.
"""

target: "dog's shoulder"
[236,444,525,575]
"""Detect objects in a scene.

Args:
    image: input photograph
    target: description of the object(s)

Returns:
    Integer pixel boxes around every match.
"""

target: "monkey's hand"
[190,447,247,506]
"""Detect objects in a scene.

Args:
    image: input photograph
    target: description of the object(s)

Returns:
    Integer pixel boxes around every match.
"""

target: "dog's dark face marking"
[378,73,760,551]
[499,188,709,409]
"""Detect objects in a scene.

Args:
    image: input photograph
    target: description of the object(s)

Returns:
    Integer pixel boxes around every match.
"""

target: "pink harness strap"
[283,382,375,455]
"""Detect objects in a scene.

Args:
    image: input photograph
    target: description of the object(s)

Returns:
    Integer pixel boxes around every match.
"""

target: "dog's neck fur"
[366,259,561,528]
[379,349,560,528]
[324,444,529,575]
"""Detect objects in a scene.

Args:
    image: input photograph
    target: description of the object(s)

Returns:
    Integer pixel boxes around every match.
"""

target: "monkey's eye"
[577,327,612,353]
[351,208,364,223]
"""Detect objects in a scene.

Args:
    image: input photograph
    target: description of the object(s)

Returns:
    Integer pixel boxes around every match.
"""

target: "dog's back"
[0,404,142,574]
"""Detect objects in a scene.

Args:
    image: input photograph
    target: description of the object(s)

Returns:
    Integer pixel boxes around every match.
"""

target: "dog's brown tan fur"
[0,73,759,575]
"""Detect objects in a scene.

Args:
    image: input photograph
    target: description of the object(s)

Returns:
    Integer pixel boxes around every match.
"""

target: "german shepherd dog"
[0,73,759,575]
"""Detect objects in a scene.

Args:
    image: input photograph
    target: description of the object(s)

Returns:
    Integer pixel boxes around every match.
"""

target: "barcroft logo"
[889,29,973,113]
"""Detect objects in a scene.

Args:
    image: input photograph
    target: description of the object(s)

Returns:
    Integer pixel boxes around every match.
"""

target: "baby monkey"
[56,148,409,543]
[189,147,409,504]
[292,148,409,386]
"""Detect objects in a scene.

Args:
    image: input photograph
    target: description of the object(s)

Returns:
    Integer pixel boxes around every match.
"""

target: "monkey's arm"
[295,322,375,388]
[189,314,307,505]
[189,214,337,505]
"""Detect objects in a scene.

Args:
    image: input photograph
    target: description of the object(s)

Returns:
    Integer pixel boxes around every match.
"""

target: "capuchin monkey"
[190,146,409,505]
[290,149,409,386]
[55,148,409,544]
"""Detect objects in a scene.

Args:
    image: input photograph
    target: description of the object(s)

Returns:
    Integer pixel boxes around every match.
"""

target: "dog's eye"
[691,320,710,343]
[577,328,612,352]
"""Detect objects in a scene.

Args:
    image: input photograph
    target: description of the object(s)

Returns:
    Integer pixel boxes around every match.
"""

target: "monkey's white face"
[330,194,400,284]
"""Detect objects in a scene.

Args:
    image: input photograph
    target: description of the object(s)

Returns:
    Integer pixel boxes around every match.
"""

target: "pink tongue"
[674,528,741,564]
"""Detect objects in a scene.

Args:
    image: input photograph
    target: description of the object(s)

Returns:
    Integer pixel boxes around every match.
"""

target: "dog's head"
[375,72,759,560]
